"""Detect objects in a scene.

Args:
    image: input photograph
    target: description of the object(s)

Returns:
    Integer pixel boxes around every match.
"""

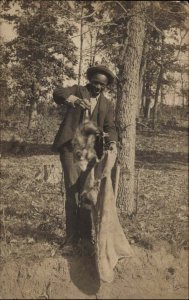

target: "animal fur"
[72,120,99,171]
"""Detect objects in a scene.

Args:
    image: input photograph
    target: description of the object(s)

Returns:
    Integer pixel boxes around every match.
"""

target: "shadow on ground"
[137,127,188,137]
[1,140,188,164]
[0,140,55,157]
[67,255,100,295]
[4,217,101,295]
[6,220,64,245]
[136,149,188,170]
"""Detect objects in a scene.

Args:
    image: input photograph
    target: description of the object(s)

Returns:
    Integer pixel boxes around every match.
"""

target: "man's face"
[89,73,108,97]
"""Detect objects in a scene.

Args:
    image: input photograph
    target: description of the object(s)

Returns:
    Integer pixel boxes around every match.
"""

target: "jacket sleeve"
[103,101,118,144]
[53,84,78,105]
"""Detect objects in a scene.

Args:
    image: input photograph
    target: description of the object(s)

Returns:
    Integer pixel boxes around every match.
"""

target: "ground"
[0,125,188,299]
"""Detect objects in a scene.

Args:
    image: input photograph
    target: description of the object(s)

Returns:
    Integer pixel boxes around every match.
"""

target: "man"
[52,65,118,252]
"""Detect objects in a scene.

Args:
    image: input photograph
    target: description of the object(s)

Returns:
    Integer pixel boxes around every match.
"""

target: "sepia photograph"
[0,1,188,299]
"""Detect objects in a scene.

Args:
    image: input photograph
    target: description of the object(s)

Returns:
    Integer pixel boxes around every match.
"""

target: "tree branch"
[81,10,96,20]
[113,0,165,37]
[17,36,41,45]
[115,1,128,14]
[175,29,189,61]
[70,30,90,39]
[146,19,165,36]
[54,3,97,21]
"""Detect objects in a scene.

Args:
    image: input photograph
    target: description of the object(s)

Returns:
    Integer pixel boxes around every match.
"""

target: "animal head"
[72,120,99,171]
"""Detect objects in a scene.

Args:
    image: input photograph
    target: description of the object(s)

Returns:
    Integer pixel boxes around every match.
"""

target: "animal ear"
[87,134,95,147]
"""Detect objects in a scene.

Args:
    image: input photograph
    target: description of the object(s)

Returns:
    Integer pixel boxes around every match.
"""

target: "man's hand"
[75,98,91,110]
[66,95,91,110]
[66,95,79,107]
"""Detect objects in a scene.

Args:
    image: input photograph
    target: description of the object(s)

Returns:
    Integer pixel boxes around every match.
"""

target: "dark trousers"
[60,142,92,243]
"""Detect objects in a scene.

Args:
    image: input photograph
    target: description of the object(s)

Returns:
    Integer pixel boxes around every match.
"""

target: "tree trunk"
[89,29,93,66]
[152,66,163,129]
[173,86,176,107]
[180,72,185,107]
[27,81,38,129]
[160,85,163,103]
[27,101,38,129]
[152,35,165,129]
[138,70,145,118]
[140,78,146,115]
[116,1,147,215]
[143,89,151,119]
[92,28,100,66]
[78,6,84,85]
[61,56,65,82]
[143,57,152,119]
[138,38,147,117]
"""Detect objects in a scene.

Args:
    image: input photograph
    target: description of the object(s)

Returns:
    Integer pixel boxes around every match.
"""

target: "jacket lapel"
[77,86,107,127]
[91,93,107,127]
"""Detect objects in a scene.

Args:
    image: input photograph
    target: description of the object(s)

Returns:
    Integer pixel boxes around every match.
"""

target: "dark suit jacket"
[52,84,117,152]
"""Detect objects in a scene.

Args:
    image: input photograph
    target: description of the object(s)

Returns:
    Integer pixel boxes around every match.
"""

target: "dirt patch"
[0,243,188,299]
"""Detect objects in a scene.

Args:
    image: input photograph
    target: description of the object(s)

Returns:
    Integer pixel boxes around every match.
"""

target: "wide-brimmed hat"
[86,65,115,85]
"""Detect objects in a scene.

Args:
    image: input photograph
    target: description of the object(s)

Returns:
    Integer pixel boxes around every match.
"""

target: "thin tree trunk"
[78,6,84,85]
[143,70,151,119]
[138,71,145,118]
[89,29,93,66]
[61,56,65,82]
[152,36,165,129]
[28,101,37,129]
[173,86,176,107]
[92,28,100,65]
[116,1,148,215]
[27,81,38,129]
[160,85,163,104]
[180,72,185,107]
[140,78,145,115]
[152,65,163,129]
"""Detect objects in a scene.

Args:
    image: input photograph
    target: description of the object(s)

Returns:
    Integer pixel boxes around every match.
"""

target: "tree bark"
[116,1,147,215]
[138,38,147,117]
[78,6,84,85]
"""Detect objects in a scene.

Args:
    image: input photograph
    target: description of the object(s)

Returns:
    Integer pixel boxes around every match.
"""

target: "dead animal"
[72,120,100,171]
